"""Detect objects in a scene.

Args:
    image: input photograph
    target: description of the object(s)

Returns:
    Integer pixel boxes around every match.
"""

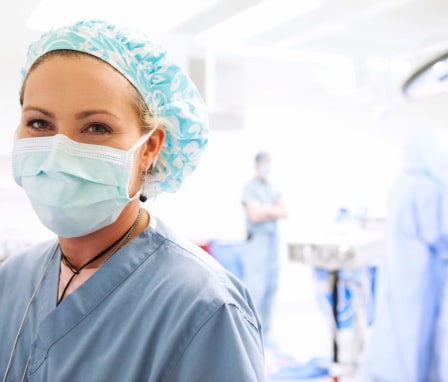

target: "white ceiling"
[2,0,448,119]
[4,0,447,61]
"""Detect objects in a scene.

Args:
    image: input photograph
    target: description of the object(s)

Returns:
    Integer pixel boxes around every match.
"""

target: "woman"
[0,20,266,382]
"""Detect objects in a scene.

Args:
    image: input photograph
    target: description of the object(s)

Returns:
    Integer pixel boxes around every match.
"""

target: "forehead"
[22,53,137,104]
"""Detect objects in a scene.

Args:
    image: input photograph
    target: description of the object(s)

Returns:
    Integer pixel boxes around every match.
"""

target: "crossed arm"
[243,199,288,224]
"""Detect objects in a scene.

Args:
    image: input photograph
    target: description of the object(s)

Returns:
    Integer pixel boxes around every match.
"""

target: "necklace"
[58,208,142,304]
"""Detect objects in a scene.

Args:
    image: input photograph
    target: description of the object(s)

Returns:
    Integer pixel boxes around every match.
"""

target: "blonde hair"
[135,90,174,177]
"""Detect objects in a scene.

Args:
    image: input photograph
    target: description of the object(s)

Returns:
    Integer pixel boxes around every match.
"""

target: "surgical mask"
[12,133,152,238]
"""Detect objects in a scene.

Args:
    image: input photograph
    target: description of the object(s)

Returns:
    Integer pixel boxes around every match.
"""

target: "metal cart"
[288,229,383,382]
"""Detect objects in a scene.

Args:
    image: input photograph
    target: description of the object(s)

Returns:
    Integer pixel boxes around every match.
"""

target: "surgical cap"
[21,19,209,195]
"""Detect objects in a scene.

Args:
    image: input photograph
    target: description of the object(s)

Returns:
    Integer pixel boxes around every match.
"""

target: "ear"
[140,127,166,171]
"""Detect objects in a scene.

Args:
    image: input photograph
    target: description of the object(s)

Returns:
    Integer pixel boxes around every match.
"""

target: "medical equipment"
[288,228,383,382]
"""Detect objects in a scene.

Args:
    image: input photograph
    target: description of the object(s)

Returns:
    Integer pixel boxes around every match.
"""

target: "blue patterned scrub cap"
[21,19,209,195]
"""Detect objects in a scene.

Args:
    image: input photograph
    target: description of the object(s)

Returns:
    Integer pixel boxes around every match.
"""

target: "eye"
[83,123,112,135]
[26,119,51,131]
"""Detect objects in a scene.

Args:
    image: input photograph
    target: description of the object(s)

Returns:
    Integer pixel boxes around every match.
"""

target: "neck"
[58,201,148,269]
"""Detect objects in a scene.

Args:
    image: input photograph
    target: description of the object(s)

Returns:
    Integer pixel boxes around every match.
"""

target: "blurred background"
[2,1,448,381]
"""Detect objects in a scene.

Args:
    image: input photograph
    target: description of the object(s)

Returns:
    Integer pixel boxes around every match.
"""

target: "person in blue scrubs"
[359,127,448,382]
[0,20,266,382]
[241,152,288,342]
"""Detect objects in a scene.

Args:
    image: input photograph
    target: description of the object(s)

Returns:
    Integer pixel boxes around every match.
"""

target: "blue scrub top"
[0,218,266,382]
[242,178,282,235]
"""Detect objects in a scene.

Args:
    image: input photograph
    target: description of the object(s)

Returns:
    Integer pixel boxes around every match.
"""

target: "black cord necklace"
[58,209,142,304]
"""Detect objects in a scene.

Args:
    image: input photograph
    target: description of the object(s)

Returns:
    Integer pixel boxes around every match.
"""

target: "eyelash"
[82,123,112,135]
[25,120,112,135]
[26,119,52,131]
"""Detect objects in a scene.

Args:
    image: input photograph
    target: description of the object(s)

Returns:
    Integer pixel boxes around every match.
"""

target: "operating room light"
[402,52,448,100]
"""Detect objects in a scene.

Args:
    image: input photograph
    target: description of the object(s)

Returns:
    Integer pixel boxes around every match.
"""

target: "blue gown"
[0,218,266,382]
[359,131,448,381]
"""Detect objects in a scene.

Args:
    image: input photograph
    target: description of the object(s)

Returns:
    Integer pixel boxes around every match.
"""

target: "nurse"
[0,20,266,381]
[359,127,448,381]
[241,151,288,343]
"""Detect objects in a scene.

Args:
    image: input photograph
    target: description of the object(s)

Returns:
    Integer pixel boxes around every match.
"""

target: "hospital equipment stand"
[331,270,339,382]
[288,230,383,382]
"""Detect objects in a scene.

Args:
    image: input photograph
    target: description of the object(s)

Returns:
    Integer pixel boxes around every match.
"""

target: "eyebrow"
[22,106,119,120]
[75,110,119,120]
[22,106,55,118]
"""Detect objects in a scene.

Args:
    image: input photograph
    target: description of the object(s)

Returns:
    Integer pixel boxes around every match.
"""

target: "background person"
[0,20,266,382]
[241,151,288,344]
[359,127,448,382]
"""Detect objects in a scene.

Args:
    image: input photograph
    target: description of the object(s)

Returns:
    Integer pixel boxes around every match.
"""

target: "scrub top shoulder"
[0,217,266,382]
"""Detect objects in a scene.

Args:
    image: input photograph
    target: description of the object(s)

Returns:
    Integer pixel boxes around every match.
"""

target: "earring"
[139,171,148,203]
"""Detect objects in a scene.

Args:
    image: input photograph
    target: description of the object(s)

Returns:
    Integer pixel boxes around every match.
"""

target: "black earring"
[139,172,148,203]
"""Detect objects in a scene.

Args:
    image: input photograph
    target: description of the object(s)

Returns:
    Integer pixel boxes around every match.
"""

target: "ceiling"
[2,0,448,116]
[4,0,447,61]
